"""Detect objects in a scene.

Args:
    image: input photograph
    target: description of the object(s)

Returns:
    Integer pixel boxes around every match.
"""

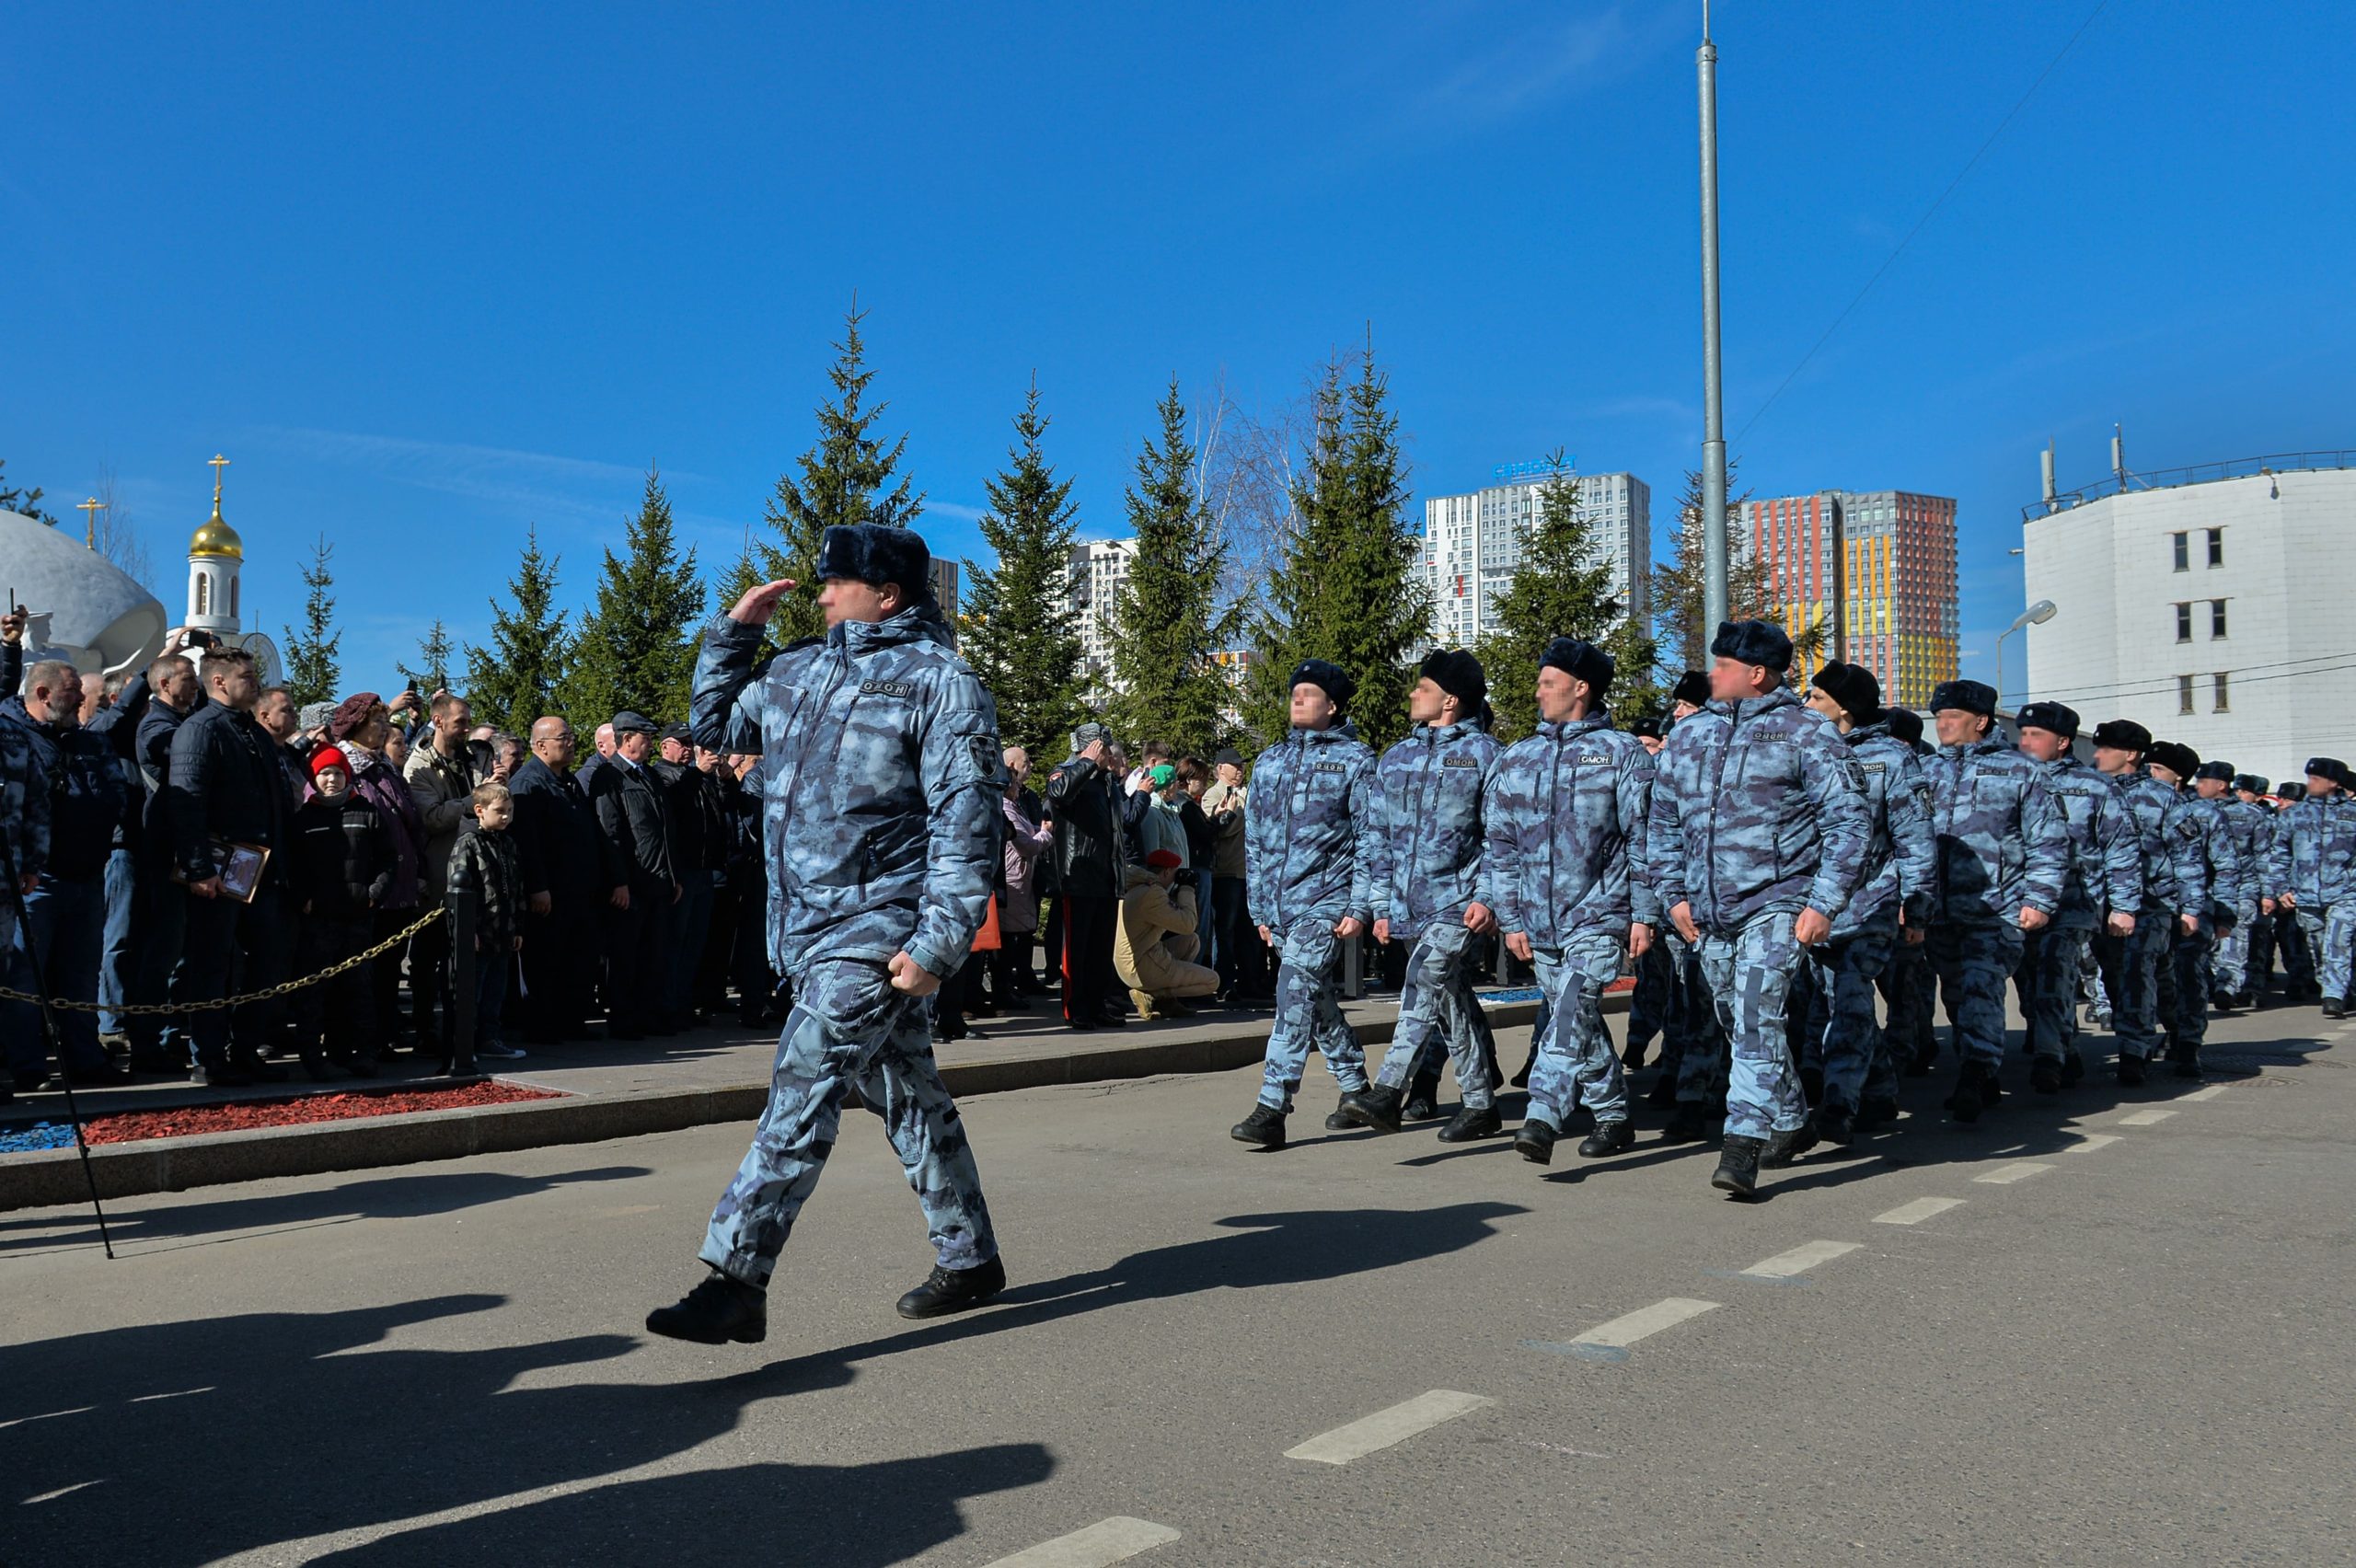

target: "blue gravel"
[1479,986,1543,1003]
[0,1124,80,1154]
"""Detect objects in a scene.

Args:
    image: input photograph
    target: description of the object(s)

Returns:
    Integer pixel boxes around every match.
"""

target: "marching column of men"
[1230,619,2356,1200]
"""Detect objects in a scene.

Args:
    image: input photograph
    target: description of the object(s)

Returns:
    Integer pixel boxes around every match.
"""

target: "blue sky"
[7,1,2351,697]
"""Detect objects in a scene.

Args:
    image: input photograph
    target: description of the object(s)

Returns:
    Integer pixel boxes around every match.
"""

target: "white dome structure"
[0,508,168,679]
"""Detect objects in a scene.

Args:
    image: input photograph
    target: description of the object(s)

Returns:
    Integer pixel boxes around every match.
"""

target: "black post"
[448,896,477,1078]
[0,832,114,1258]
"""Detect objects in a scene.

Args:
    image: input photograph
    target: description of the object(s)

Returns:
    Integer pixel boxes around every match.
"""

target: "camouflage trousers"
[2294,905,2356,1002]
[1697,911,1809,1142]
[2092,914,2170,1061]
[700,958,997,1288]
[1876,940,1935,1087]
[1809,930,1893,1115]
[1625,938,1676,1051]
[1925,922,2025,1068]
[2156,917,2213,1058]
[2018,925,2091,1064]
[2276,907,2316,996]
[2211,905,2257,1000]
[1373,921,1496,1110]
[1659,932,1730,1108]
[1258,924,1369,1110]
[1525,931,1631,1130]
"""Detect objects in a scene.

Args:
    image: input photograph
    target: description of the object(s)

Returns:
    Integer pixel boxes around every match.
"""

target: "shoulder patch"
[966,733,1002,777]
[1861,759,1887,772]
[859,679,917,699]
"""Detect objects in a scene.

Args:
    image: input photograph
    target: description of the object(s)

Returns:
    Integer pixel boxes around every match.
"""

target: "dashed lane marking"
[1285,1390,1494,1465]
[2119,1108,2176,1126]
[2065,1133,2122,1153]
[1873,1196,1966,1226]
[1740,1239,1862,1279]
[1973,1161,2053,1185]
[1523,1297,1721,1363]
[980,1517,1182,1567]
[2181,1086,2226,1101]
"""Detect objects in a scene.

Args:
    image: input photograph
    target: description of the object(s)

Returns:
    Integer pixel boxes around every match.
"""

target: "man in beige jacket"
[1116,847,1219,1019]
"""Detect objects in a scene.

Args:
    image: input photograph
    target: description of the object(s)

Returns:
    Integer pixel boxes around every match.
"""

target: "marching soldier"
[2013,701,2142,1092]
[2268,759,2356,1018]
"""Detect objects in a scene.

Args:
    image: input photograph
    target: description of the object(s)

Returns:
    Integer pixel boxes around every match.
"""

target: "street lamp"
[1996,599,2057,711]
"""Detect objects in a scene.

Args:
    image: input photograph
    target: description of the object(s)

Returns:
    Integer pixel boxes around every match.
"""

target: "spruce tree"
[398,618,456,698]
[961,378,1089,758]
[559,468,705,727]
[465,526,572,735]
[280,535,342,706]
[756,301,924,647]
[1652,457,1819,682]
[1474,454,1657,742]
[1105,381,1242,755]
[1246,345,1430,750]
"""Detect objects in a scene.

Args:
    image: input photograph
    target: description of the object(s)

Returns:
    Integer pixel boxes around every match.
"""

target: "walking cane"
[0,829,117,1259]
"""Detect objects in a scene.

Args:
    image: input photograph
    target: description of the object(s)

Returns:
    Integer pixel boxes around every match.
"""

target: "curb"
[0,997,1559,1213]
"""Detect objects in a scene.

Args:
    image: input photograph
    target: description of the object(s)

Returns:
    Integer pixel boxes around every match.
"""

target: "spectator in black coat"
[448,781,527,1066]
[164,646,294,1087]
[588,710,675,1040]
[652,723,730,1030]
[1046,723,1127,1032]
[508,716,615,1044]
[289,744,390,1080]
[129,649,204,1070]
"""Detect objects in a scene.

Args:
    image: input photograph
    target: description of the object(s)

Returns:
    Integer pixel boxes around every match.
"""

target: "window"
[2214,672,2231,712]
[2207,527,2223,567]
[2210,599,2228,639]
[2177,674,2195,714]
[2171,532,2189,571]
[2175,602,2193,642]
[194,576,209,616]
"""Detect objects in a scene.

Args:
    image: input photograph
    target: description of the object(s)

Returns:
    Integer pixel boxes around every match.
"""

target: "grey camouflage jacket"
[1831,722,1935,941]
[2114,768,2209,917]
[2266,794,2356,907]
[0,720,50,908]
[2035,754,2143,929]
[1481,714,1655,947]
[2166,790,2241,921]
[1645,686,1871,934]
[691,605,1003,982]
[1921,738,2069,925]
[1369,719,1498,940]
[2217,799,2272,913]
[1245,721,1378,934]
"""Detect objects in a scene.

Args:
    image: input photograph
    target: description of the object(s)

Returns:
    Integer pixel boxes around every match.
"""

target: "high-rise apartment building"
[1068,537,1135,700]
[1421,471,1650,649]
[1740,489,1958,709]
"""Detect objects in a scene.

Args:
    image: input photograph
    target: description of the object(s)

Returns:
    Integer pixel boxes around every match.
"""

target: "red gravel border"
[80,1080,562,1146]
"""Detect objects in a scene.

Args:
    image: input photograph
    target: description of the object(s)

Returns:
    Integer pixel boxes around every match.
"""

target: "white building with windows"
[2021,455,2356,788]
[1067,537,1136,699]
[1420,471,1650,650]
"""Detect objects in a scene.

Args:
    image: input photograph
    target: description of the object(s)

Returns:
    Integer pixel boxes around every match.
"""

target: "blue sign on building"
[1491,457,1575,482]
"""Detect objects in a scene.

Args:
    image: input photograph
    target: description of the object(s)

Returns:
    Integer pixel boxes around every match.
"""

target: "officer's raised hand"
[728,579,801,626]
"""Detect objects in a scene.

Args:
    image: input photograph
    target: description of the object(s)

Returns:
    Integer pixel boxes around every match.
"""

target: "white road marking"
[2066,1133,2122,1153]
[1285,1389,1493,1465]
[1741,1239,1861,1279]
[126,1387,214,1403]
[2181,1085,2226,1101]
[981,1517,1182,1567]
[1522,1297,1722,1363]
[0,1405,94,1432]
[2119,1109,2176,1126]
[20,1480,103,1505]
[1874,1196,1966,1227]
[1974,1161,2053,1184]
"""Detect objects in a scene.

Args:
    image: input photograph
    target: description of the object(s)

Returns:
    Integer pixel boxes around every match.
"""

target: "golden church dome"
[190,500,243,559]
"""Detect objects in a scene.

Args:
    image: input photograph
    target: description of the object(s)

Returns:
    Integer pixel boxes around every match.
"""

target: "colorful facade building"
[1740,488,1958,709]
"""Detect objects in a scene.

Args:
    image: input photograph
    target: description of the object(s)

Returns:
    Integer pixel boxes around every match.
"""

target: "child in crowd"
[446,780,526,1065]
[290,745,393,1080]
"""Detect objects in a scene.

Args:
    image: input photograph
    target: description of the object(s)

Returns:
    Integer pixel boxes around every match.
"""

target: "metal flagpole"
[1699,0,1731,628]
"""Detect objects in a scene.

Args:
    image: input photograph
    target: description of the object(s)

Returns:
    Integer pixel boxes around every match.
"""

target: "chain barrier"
[0,905,445,1016]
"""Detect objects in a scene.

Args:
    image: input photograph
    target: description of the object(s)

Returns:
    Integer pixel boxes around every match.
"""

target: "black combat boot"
[2116,1052,2147,1086]
[2170,1050,2203,1080]
[1403,1072,1442,1122]
[896,1255,1007,1320]
[2030,1056,2063,1094]
[2324,997,2348,1020]
[1513,1120,1558,1164]
[1659,1103,1710,1143]
[646,1271,768,1344]
[1230,1102,1288,1149]
[1712,1135,1763,1197]
[1761,1118,1819,1168]
[1854,1095,1899,1130]
[1815,1103,1855,1146]
[1324,1095,1361,1131]
[1946,1061,1996,1124]
[1576,1118,1634,1158]
[1336,1084,1404,1132]
[1437,1104,1502,1142]
[2059,1050,2085,1087]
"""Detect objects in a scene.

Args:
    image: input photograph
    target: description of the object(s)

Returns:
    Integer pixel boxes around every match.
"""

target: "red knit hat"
[308,744,352,778]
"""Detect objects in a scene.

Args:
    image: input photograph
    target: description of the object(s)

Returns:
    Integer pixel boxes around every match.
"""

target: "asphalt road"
[5,1003,2350,1567]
